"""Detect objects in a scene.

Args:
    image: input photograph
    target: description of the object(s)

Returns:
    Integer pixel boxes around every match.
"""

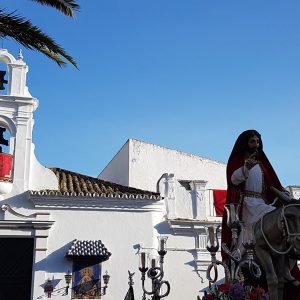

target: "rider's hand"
[282,189,293,200]
[245,152,258,170]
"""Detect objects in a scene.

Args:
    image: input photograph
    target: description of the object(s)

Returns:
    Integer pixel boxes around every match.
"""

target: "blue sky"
[1,1,300,186]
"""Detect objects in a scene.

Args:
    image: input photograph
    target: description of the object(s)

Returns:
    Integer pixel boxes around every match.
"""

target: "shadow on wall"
[154,221,170,235]
[154,221,200,267]
[0,192,29,208]
[35,241,74,273]
[155,220,206,237]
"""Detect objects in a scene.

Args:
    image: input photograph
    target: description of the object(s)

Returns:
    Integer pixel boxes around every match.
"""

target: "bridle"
[260,204,300,255]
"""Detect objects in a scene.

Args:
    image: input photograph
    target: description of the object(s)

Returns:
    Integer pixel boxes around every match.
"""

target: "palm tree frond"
[0,9,78,68]
[30,0,80,17]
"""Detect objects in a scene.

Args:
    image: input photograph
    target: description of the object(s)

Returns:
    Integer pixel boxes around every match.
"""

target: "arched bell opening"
[0,119,15,185]
[0,62,8,95]
[0,126,10,154]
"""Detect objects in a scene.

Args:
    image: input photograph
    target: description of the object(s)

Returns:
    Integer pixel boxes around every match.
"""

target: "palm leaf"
[30,0,80,17]
[0,9,77,68]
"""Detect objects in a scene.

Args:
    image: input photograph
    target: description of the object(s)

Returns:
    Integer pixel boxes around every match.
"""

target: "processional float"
[206,203,261,284]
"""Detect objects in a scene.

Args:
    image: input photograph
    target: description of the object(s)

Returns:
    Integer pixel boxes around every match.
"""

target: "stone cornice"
[0,95,36,102]
[0,220,54,230]
[168,218,222,235]
[28,191,164,212]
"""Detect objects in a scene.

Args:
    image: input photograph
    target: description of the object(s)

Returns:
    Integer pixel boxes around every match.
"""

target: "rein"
[260,204,300,255]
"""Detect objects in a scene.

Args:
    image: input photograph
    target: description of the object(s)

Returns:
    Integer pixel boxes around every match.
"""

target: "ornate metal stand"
[219,203,261,282]
[235,238,261,279]
[206,226,230,283]
[139,237,170,300]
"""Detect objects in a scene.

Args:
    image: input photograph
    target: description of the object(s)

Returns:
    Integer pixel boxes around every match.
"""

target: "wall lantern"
[102,271,110,295]
[64,270,72,295]
[41,271,74,298]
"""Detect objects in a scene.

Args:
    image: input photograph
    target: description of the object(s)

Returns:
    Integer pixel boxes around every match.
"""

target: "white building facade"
[99,139,228,298]
[1,49,299,300]
[0,49,163,300]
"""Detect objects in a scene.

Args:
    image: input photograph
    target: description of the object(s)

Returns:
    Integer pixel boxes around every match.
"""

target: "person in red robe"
[221,130,282,252]
[221,129,300,286]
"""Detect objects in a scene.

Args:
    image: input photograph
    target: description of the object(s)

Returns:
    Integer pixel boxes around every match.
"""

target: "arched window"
[0,125,13,181]
[0,62,8,95]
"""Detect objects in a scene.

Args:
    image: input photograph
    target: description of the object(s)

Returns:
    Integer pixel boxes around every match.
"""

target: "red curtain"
[0,153,13,180]
[212,189,227,216]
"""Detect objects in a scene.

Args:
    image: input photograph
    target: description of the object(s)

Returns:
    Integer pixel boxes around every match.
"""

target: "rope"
[260,213,293,255]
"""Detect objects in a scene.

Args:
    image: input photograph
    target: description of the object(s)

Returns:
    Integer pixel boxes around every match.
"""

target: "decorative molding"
[29,190,161,200]
[190,180,207,220]
[1,204,49,219]
[29,192,164,212]
[167,218,221,235]
[0,204,54,232]
[189,180,208,191]
[158,173,176,218]
[0,49,17,64]
[0,220,54,230]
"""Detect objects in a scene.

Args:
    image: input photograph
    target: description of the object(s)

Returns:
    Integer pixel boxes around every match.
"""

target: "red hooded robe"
[221,130,300,288]
[221,130,283,255]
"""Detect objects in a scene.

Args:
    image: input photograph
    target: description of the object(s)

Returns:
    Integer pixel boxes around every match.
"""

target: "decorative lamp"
[64,270,72,295]
[103,271,110,287]
[99,271,110,296]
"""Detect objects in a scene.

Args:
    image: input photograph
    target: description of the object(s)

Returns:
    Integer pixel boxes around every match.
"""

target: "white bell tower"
[0,49,58,199]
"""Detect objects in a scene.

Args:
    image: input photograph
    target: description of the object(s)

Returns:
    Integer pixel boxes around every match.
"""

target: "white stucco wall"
[162,233,224,298]
[0,191,218,300]
[99,139,227,193]
[42,208,158,300]
[98,141,129,187]
[28,145,58,191]
[97,139,226,298]
[38,206,219,300]
[0,193,166,300]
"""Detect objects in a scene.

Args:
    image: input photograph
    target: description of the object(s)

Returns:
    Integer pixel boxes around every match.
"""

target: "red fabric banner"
[212,189,227,216]
[0,153,13,180]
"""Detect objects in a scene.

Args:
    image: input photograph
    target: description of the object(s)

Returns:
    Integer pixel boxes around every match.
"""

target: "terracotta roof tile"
[46,167,160,199]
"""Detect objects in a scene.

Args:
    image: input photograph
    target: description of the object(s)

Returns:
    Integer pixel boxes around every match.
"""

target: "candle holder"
[221,203,243,281]
[224,203,241,248]
[206,226,230,283]
[235,227,261,279]
[218,205,262,283]
[139,237,170,300]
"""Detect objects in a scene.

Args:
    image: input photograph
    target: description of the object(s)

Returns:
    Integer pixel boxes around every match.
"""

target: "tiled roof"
[35,167,160,199]
[66,239,111,261]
